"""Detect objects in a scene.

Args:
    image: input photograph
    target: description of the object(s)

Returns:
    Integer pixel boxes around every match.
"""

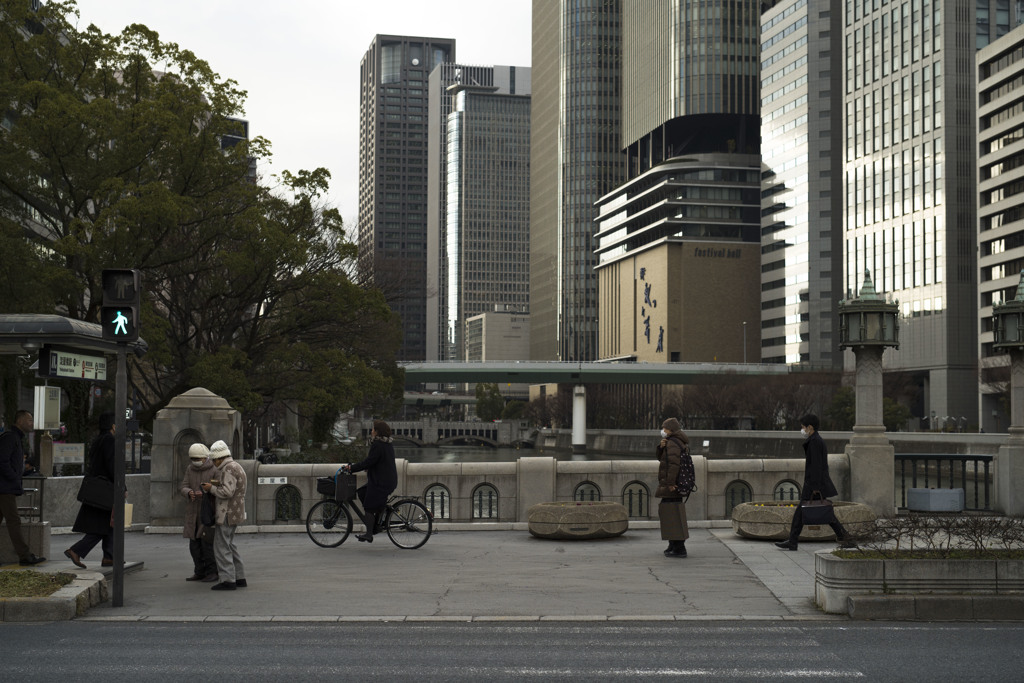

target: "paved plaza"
[7,524,846,622]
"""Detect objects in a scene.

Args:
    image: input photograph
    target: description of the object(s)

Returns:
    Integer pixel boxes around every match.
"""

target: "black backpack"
[670,436,697,496]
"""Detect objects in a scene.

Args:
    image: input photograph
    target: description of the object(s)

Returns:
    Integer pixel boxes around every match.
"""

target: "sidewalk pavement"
[10,524,844,622]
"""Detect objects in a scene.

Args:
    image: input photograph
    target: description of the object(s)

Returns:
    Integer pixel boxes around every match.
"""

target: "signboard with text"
[38,346,108,381]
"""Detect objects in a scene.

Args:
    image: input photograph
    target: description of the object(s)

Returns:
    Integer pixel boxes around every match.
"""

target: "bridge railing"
[895,453,994,511]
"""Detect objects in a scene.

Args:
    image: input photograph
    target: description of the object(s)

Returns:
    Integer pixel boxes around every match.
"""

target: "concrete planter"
[814,551,1024,615]
[527,501,628,540]
[730,501,876,541]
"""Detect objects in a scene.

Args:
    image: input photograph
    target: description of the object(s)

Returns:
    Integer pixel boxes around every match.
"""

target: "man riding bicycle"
[341,419,397,543]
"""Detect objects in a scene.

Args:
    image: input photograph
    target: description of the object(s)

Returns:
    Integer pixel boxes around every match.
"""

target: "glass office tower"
[760,0,844,368]
[978,23,1024,431]
[442,72,531,361]
[530,0,623,361]
[358,35,454,361]
[843,2,1021,426]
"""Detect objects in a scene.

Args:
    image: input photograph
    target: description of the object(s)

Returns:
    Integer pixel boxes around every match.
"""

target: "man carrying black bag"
[775,414,854,551]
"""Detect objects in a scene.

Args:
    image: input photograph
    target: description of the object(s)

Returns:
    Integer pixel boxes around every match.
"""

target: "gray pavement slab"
[40,526,845,622]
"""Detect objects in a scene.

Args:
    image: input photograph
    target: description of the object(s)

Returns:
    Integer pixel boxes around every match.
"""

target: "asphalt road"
[4,621,1023,681]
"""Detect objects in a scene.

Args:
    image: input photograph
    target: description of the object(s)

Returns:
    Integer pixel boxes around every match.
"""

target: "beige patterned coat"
[209,457,247,526]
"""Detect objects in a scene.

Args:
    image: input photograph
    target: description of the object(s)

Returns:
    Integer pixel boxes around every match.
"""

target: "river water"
[395,445,643,464]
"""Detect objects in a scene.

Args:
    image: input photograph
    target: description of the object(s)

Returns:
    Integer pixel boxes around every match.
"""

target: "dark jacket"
[0,428,26,496]
[800,430,838,500]
[349,437,397,511]
[72,430,116,536]
[655,432,688,498]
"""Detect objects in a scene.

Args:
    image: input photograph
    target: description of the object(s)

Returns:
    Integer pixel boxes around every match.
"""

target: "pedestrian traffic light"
[101,269,141,342]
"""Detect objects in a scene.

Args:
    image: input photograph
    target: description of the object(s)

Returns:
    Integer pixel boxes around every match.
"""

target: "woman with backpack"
[655,417,694,558]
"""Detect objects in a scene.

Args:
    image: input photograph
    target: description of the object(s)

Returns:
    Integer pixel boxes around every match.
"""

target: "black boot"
[357,513,374,542]
[665,540,687,558]
[775,538,798,550]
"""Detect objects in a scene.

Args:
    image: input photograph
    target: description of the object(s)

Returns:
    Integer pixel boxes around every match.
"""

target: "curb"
[848,595,1024,621]
[75,613,849,623]
[0,570,107,622]
[135,519,736,535]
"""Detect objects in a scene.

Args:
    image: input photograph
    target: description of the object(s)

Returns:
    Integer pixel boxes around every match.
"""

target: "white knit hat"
[188,443,210,459]
[209,440,231,460]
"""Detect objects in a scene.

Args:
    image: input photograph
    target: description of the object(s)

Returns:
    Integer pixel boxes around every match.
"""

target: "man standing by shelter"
[0,410,45,565]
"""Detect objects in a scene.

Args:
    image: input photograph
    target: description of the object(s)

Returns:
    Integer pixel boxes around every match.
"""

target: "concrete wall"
[25,456,844,528]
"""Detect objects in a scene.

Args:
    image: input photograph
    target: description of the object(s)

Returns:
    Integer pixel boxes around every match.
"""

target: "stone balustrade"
[29,456,842,528]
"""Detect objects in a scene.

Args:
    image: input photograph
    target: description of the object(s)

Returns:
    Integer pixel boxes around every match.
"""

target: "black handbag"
[77,475,116,511]
[800,491,835,525]
[200,489,217,527]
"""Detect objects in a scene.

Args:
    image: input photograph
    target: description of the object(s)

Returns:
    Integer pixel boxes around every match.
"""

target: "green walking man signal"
[101,269,141,342]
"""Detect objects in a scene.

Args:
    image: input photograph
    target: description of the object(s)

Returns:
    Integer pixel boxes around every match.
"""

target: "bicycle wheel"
[306,499,352,548]
[386,499,433,549]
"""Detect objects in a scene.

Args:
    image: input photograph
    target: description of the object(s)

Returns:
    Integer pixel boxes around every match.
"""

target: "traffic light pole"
[112,344,127,607]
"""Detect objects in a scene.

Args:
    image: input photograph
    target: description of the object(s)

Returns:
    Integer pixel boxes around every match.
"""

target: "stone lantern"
[838,271,899,517]
[992,270,1024,514]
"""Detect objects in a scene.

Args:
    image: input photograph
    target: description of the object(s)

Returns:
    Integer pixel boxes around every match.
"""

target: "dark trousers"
[189,533,216,576]
[0,493,30,560]
[355,486,382,532]
[70,532,112,560]
[788,503,847,543]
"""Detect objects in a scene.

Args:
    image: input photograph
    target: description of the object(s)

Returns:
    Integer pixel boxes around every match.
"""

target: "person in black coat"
[0,410,45,565]
[775,414,851,551]
[344,419,397,543]
[64,413,116,568]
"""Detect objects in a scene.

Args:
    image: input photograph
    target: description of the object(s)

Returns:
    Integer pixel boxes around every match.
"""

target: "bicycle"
[306,471,433,550]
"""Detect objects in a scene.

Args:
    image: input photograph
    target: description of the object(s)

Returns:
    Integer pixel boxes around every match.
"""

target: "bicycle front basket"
[316,476,335,497]
[335,472,358,502]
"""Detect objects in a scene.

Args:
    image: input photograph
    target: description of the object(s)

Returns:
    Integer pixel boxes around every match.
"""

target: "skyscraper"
[530,0,624,361]
[978,22,1024,432]
[760,0,844,368]
[426,64,531,362]
[843,2,1021,425]
[358,35,455,361]
[595,0,762,363]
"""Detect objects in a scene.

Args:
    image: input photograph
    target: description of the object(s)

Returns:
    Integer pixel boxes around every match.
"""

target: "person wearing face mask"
[655,417,692,558]
[775,414,851,551]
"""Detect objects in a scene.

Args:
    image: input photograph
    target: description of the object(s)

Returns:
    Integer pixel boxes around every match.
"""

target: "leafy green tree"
[0,1,400,441]
[500,399,525,421]
[474,383,505,422]
[883,397,911,432]
[825,386,856,430]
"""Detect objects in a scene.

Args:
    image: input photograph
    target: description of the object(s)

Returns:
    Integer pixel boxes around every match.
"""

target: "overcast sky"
[71,0,533,228]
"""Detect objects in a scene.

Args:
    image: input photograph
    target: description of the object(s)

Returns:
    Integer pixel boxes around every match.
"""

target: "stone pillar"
[998,349,1024,515]
[572,385,586,454]
[518,456,556,521]
[845,345,895,517]
[150,388,243,525]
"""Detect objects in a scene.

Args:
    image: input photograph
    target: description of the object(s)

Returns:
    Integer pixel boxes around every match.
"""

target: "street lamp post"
[991,270,1024,514]
[838,271,899,517]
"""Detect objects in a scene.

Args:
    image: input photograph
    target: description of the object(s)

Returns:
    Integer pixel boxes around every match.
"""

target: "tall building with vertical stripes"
[530,0,624,361]
[842,2,1023,426]
[978,22,1024,431]
[760,0,844,368]
[358,35,455,361]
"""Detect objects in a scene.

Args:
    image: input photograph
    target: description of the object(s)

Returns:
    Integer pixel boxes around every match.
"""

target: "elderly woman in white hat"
[200,440,247,590]
[179,442,219,582]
